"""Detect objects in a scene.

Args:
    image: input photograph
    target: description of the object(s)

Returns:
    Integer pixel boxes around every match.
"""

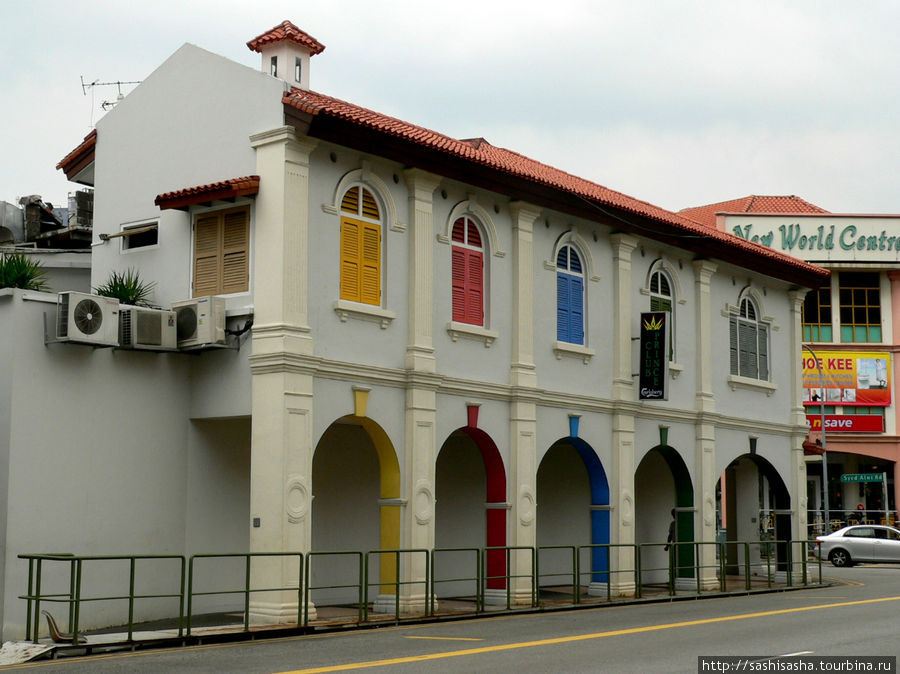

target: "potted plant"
[0,251,48,291]
[94,268,156,307]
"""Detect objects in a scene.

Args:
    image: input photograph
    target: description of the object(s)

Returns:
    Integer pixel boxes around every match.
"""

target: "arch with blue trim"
[538,436,610,583]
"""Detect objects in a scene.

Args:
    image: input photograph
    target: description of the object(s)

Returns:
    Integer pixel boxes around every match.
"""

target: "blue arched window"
[556,245,584,345]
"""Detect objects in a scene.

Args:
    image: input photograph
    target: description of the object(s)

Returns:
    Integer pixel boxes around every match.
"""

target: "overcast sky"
[3,0,899,215]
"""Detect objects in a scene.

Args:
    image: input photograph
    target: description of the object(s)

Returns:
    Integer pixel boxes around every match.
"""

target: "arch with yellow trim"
[311,414,402,594]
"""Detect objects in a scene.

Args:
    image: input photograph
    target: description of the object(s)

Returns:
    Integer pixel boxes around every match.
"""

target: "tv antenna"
[80,76,142,125]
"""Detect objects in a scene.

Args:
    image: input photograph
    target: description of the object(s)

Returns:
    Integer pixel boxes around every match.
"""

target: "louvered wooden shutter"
[557,273,570,342]
[221,210,249,294]
[738,320,758,379]
[340,218,361,302]
[360,223,380,305]
[729,317,739,375]
[451,248,467,322]
[466,249,484,325]
[758,324,769,380]
[193,214,221,297]
[569,276,584,345]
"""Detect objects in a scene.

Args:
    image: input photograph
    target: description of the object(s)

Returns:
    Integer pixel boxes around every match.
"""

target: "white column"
[611,234,639,400]
[507,202,541,604]
[247,127,318,622]
[693,260,718,589]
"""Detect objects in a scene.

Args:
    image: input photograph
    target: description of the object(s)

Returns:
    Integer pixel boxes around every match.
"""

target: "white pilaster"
[611,234,639,400]
[400,168,441,612]
[693,260,718,588]
[509,202,542,389]
[247,127,318,622]
[788,290,809,541]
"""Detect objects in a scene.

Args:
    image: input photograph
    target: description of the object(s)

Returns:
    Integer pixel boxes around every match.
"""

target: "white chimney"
[247,21,325,91]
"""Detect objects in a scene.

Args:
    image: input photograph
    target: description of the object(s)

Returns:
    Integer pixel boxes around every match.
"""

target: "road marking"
[405,636,483,642]
[278,595,900,674]
[780,652,813,657]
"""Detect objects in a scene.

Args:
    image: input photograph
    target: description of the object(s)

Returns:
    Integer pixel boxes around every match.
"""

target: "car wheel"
[829,549,852,567]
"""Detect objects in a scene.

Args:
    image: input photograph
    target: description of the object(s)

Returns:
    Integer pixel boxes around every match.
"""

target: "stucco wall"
[90,43,285,314]
[0,291,252,638]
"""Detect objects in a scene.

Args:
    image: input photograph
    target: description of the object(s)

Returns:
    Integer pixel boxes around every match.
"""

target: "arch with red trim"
[436,427,508,590]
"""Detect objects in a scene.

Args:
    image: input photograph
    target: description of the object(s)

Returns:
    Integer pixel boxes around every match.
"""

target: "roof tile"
[247,21,325,55]
[284,87,827,282]
[679,195,829,229]
[155,176,260,210]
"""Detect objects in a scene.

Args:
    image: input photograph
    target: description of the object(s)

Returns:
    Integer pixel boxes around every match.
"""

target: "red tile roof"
[154,176,260,211]
[56,129,97,180]
[284,87,828,285]
[247,21,325,55]
[679,195,829,229]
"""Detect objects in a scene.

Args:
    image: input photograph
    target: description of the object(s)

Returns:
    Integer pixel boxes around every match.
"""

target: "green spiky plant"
[0,251,49,291]
[94,268,156,307]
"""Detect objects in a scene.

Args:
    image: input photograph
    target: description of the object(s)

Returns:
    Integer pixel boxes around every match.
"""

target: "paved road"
[5,565,899,673]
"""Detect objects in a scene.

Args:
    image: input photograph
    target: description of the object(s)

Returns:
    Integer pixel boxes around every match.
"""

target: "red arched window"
[451,216,484,326]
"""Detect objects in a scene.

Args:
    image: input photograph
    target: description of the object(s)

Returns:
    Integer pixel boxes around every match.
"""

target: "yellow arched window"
[340,186,381,305]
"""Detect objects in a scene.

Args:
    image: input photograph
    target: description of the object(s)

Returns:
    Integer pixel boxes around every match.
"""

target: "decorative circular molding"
[621,492,634,526]
[414,480,434,525]
[285,476,309,523]
[704,496,715,527]
[519,486,536,526]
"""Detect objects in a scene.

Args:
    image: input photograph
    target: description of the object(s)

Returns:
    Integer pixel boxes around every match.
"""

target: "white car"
[815,524,900,567]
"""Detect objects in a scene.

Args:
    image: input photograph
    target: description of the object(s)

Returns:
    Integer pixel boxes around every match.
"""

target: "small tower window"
[270,56,278,77]
[295,57,302,83]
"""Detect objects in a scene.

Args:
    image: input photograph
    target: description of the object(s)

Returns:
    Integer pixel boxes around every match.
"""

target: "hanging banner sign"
[801,351,891,407]
[806,414,884,433]
[639,312,669,401]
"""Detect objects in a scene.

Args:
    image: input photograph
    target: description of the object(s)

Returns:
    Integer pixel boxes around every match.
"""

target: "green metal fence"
[20,539,825,646]
[19,553,185,646]
[186,552,303,635]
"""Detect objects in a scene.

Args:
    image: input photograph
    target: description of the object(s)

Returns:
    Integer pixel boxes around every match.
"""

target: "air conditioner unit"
[118,305,177,351]
[171,296,226,348]
[56,291,120,346]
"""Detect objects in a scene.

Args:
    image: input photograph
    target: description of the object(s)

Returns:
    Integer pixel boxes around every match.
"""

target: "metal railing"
[20,539,825,646]
[19,553,185,645]
[186,552,303,635]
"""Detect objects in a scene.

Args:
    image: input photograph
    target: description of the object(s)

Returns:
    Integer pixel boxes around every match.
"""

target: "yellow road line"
[404,636,483,642]
[278,595,900,674]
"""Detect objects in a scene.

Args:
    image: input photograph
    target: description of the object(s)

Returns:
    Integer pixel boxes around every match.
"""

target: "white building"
[0,21,828,638]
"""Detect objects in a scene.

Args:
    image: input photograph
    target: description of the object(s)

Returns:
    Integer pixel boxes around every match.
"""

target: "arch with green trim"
[638,444,695,579]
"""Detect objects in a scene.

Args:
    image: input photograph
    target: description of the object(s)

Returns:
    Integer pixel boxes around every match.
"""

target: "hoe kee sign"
[802,351,890,433]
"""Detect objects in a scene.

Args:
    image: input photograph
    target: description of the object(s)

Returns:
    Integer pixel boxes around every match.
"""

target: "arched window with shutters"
[730,295,769,380]
[339,185,382,306]
[649,269,675,360]
[192,206,249,297]
[451,215,485,326]
[556,244,584,345]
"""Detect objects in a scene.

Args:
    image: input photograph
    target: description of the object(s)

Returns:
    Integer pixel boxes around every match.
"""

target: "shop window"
[193,206,249,297]
[339,186,382,306]
[729,296,769,380]
[649,269,675,360]
[838,272,881,343]
[451,216,485,326]
[556,244,584,345]
[802,286,832,342]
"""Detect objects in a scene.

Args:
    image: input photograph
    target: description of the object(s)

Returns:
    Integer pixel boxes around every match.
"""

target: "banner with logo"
[801,351,891,407]
[639,312,668,400]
